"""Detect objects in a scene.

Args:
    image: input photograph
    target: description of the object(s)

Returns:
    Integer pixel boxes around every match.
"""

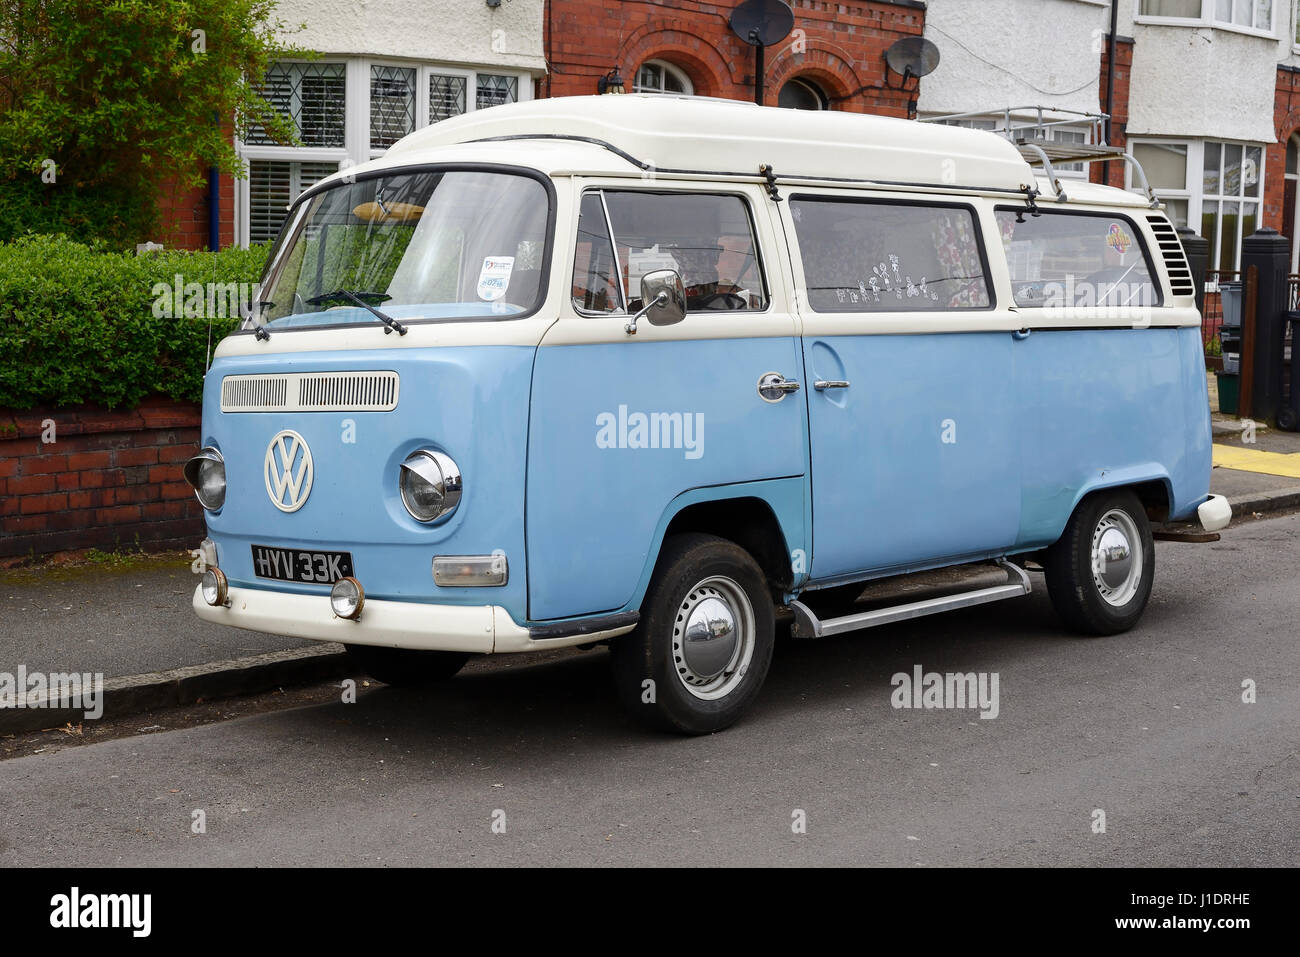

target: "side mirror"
[625,269,687,335]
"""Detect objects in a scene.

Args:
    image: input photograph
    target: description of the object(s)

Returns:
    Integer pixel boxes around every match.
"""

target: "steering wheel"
[695,291,748,311]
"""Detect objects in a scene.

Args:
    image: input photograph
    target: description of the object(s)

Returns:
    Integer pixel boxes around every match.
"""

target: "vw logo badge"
[264,430,314,513]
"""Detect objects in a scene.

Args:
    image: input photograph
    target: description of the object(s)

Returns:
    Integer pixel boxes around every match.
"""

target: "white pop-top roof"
[384,94,1039,194]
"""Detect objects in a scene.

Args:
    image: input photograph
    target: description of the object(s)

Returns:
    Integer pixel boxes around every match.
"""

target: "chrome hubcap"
[1091,509,1142,607]
[672,576,754,700]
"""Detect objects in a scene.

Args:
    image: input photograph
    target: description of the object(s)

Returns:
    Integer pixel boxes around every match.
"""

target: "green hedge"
[0,235,269,410]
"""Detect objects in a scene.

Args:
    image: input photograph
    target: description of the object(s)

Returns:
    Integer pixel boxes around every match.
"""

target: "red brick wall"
[545,0,925,117]
[1092,36,1133,190]
[1265,66,1300,237]
[155,169,236,252]
[0,398,205,561]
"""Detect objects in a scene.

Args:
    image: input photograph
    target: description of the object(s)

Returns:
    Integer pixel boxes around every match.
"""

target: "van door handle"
[757,372,801,401]
[814,380,850,391]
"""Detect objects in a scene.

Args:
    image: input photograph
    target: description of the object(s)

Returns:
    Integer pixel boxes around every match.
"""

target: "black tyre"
[610,533,775,734]
[344,644,470,685]
[1044,488,1155,636]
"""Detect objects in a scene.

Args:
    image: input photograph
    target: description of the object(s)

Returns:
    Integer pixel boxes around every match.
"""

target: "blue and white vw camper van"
[188,96,1230,733]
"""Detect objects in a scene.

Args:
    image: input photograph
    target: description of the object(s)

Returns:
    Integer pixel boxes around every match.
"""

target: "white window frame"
[633,60,694,95]
[1135,0,1278,39]
[777,76,830,111]
[1127,137,1266,272]
[235,57,532,247]
[1285,133,1300,271]
[1292,0,1300,48]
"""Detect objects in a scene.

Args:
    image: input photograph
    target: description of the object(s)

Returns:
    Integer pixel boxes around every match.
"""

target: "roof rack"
[920,105,1160,208]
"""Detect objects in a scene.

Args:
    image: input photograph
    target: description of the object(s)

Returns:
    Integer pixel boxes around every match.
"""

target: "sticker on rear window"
[477,256,514,301]
[1106,223,1133,256]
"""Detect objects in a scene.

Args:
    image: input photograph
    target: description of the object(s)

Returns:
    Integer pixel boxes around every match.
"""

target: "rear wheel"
[343,644,470,685]
[1044,488,1155,635]
[610,533,775,734]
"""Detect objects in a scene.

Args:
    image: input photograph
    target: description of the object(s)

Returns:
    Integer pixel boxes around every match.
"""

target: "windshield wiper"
[306,289,408,335]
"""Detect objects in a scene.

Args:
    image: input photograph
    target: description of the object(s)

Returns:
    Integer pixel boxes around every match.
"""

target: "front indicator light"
[184,447,226,511]
[330,577,365,620]
[433,554,508,587]
[399,450,462,523]
[201,567,229,607]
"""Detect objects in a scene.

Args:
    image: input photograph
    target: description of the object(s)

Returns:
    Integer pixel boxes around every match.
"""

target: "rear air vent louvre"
[1146,215,1196,298]
[220,372,399,412]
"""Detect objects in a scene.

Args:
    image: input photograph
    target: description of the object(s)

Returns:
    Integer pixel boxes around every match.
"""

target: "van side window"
[790,197,991,312]
[572,192,624,314]
[588,190,768,312]
[993,209,1161,309]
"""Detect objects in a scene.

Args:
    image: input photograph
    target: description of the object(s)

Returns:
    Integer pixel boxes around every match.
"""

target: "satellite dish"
[884,36,941,81]
[729,0,795,48]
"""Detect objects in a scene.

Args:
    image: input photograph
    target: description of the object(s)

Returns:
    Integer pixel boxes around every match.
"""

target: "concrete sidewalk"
[0,552,324,678]
[1210,408,1300,514]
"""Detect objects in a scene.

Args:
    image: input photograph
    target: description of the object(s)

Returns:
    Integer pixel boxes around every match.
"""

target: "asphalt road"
[2,514,1297,867]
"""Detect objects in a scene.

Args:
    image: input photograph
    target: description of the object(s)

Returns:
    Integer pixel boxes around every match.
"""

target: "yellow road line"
[1213,443,1300,479]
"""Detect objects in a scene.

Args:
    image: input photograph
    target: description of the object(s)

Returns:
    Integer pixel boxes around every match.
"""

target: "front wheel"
[1044,489,1155,635]
[344,644,470,685]
[610,533,775,734]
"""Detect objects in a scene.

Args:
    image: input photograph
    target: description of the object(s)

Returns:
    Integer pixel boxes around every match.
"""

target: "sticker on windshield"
[477,256,514,301]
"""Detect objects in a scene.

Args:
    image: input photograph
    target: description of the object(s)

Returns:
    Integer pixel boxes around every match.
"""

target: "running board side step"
[788,560,1032,639]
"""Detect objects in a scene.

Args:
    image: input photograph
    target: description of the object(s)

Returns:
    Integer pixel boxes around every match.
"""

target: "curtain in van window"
[790,198,990,312]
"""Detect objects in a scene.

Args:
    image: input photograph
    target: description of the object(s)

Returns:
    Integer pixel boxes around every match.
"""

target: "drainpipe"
[1101,0,1120,185]
[207,165,220,251]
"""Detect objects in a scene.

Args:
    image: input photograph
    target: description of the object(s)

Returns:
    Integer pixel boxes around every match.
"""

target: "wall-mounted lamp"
[486,0,502,8]
[597,65,625,95]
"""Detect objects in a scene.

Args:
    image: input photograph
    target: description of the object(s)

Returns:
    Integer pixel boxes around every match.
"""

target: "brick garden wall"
[0,398,204,561]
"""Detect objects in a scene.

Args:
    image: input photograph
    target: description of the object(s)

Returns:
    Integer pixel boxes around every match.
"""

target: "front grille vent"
[221,372,399,412]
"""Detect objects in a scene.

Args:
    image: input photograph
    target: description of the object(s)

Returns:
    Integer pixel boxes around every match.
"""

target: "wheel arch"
[1057,468,1173,542]
[664,497,793,593]
[623,479,807,615]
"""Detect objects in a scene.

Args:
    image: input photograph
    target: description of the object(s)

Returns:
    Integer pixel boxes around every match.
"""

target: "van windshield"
[250,169,550,332]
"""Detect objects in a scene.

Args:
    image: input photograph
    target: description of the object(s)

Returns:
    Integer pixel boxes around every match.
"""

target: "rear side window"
[790,197,992,312]
[994,209,1161,309]
[571,190,768,313]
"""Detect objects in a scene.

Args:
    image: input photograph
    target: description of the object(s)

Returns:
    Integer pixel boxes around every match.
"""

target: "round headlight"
[184,447,226,511]
[200,567,228,607]
[399,450,462,524]
[330,577,364,620]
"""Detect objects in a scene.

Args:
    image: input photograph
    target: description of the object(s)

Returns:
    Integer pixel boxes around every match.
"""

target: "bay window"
[238,59,530,247]
[1137,0,1276,34]
[1127,138,1265,272]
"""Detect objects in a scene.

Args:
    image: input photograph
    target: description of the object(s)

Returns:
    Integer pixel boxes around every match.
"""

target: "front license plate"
[251,545,354,584]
